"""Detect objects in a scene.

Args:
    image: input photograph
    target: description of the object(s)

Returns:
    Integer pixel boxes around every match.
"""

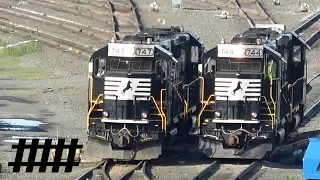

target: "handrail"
[150,96,164,130]
[261,96,274,128]
[197,94,215,127]
[175,89,188,116]
[89,76,93,108]
[173,81,183,87]
[269,79,276,127]
[173,81,187,115]
[86,93,166,133]
[183,76,204,102]
[160,89,167,133]
[287,77,305,123]
[87,94,103,129]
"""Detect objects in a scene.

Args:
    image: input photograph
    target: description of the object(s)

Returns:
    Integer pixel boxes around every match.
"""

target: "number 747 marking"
[136,48,154,56]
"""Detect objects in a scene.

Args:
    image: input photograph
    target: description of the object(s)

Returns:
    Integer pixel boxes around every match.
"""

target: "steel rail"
[0,6,111,41]
[192,160,219,180]
[294,12,320,34]
[307,73,320,85]
[234,0,276,28]
[107,0,117,38]
[128,0,142,32]
[77,159,113,180]
[119,161,151,180]
[306,31,320,48]
[233,161,261,180]
[234,0,254,27]
[107,0,142,40]
[0,20,94,57]
[270,100,320,157]
[0,1,112,57]
[304,99,320,119]
[255,0,275,24]
[25,0,108,22]
[76,161,105,180]
[270,139,309,157]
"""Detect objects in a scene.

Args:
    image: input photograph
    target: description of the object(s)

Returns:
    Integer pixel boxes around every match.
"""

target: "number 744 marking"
[245,49,263,56]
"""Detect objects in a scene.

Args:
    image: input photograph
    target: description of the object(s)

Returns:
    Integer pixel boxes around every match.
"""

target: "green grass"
[0,42,49,80]
[7,90,40,97]
[284,175,301,180]
[0,42,42,57]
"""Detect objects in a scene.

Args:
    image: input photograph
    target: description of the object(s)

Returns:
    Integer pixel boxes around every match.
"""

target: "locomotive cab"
[198,25,308,159]
[86,26,204,160]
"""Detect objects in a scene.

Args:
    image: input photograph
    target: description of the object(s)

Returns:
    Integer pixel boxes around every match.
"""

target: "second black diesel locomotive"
[86,26,204,160]
[197,24,309,159]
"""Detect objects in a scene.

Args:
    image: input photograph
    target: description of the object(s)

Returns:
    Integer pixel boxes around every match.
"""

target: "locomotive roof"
[121,25,188,44]
[231,27,282,45]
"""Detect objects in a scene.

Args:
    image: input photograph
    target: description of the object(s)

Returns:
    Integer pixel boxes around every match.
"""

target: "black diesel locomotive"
[197,24,309,159]
[86,26,204,160]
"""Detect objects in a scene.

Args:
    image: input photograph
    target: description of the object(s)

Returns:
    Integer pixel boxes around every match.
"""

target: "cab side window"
[293,46,302,63]
[95,57,106,77]
[155,60,167,80]
[191,46,199,63]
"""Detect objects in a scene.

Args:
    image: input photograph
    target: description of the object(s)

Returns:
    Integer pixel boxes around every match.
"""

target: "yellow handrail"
[89,76,93,109]
[175,89,188,117]
[261,96,274,128]
[197,94,215,127]
[269,79,276,128]
[182,76,205,121]
[150,96,164,130]
[160,89,166,133]
[86,94,103,129]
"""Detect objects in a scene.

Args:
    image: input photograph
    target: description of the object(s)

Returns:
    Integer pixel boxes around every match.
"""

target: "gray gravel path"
[0,0,113,30]
[136,0,250,50]
[0,11,106,49]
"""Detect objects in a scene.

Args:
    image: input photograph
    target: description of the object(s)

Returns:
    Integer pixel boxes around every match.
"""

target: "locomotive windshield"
[218,58,262,72]
[109,57,153,72]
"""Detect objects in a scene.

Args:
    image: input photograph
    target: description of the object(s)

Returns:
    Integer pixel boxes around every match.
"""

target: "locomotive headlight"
[141,112,147,119]
[103,111,109,117]
[214,111,221,118]
[251,112,258,119]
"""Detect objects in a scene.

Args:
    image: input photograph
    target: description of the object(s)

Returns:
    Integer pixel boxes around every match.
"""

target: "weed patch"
[0,42,48,80]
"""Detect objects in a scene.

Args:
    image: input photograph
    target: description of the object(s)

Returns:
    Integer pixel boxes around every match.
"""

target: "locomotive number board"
[218,44,263,58]
[108,43,155,57]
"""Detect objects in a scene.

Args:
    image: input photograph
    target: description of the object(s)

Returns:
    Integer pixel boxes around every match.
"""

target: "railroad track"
[293,12,320,49]
[0,0,142,57]
[235,0,275,27]
[192,160,285,180]
[180,0,237,12]
[77,160,151,180]
[107,0,142,39]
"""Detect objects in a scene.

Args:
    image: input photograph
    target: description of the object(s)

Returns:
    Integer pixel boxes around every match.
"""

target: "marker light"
[111,37,116,43]
[251,112,258,119]
[220,38,226,44]
[141,112,147,119]
[256,39,262,44]
[215,111,221,118]
[103,111,109,117]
